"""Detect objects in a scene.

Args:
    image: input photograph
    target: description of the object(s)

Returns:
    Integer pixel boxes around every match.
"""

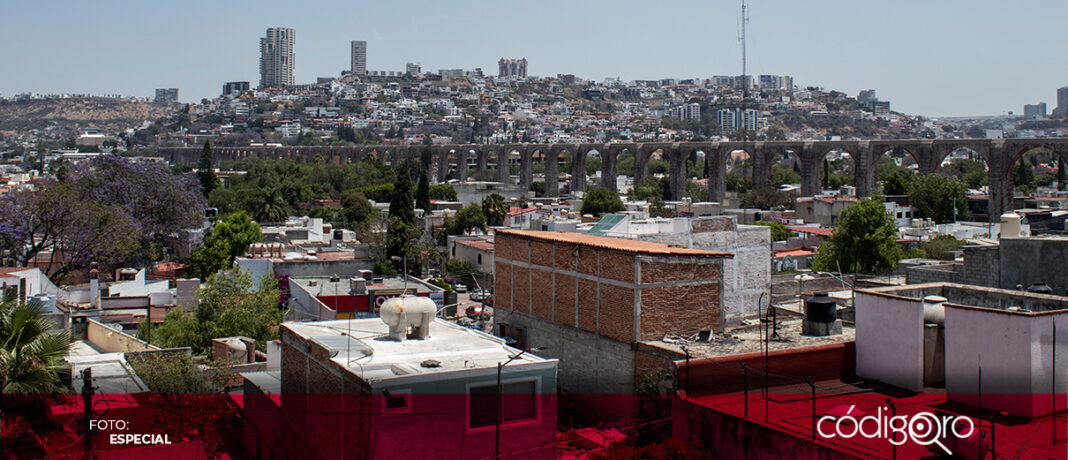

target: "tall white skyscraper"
[351,41,367,76]
[260,27,295,88]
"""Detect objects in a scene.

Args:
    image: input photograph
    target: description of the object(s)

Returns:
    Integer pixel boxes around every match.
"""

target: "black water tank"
[805,292,837,323]
[1027,282,1053,295]
[333,229,344,240]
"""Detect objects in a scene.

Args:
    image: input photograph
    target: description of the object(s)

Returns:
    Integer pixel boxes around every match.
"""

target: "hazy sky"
[2,0,1066,117]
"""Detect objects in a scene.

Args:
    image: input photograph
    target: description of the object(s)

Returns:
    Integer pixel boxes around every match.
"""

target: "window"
[469,380,537,429]
[382,389,410,413]
[897,212,902,218]
[452,245,456,257]
[477,254,482,264]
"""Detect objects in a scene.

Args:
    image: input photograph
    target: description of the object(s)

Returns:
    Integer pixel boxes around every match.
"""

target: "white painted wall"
[855,292,925,391]
[944,306,1068,417]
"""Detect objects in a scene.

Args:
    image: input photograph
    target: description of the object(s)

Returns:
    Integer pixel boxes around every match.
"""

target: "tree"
[909,174,969,223]
[481,193,508,227]
[882,169,915,196]
[416,150,432,212]
[1013,162,1036,194]
[743,221,796,241]
[585,156,602,175]
[448,204,487,235]
[811,197,903,275]
[0,182,141,283]
[740,188,795,210]
[151,269,283,354]
[921,235,966,261]
[630,177,668,201]
[389,161,416,224]
[582,187,625,216]
[197,140,220,198]
[340,190,376,231]
[0,301,71,394]
[429,184,457,201]
[185,211,263,279]
[649,197,673,218]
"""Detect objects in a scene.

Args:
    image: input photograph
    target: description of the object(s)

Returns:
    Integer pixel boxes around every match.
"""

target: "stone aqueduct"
[159,138,1068,222]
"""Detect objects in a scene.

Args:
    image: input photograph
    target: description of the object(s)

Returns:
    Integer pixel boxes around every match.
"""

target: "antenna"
[738,0,750,142]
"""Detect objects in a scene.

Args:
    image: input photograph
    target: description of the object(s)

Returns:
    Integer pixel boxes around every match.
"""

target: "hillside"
[0,97,176,132]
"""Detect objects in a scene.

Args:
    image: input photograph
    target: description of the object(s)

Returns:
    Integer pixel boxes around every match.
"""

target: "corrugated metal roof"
[585,213,624,236]
[497,229,732,257]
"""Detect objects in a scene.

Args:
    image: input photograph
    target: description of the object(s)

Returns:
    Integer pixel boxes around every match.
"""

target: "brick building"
[493,229,732,394]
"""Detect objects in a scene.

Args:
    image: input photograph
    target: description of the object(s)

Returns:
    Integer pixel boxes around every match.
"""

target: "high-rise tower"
[260,27,295,88]
[351,41,367,76]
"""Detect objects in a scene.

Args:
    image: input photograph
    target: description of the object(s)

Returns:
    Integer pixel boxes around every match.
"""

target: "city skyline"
[2,0,1068,117]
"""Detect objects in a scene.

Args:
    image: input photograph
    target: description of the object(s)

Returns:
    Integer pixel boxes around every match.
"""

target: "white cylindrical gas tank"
[380,296,437,341]
[1001,212,1021,238]
[922,295,947,325]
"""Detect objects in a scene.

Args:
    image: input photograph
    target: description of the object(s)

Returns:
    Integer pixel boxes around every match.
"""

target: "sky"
[2,0,1066,118]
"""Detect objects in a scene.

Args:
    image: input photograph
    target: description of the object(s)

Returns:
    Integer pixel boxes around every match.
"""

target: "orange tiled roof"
[496,229,733,257]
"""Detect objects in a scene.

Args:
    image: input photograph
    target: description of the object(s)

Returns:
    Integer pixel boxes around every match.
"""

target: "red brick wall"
[495,260,511,311]
[599,284,635,343]
[640,281,721,340]
[553,273,576,327]
[493,232,726,346]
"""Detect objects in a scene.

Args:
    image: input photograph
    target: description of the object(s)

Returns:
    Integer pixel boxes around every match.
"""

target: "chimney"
[88,263,100,308]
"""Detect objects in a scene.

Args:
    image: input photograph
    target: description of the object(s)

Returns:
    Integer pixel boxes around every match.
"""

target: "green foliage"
[881,169,916,195]
[0,301,70,394]
[151,269,283,355]
[1013,162,1036,194]
[445,258,472,274]
[340,190,376,231]
[726,172,752,193]
[416,150,433,212]
[373,259,398,276]
[616,153,635,176]
[909,174,970,223]
[740,188,795,210]
[585,156,602,174]
[126,352,211,393]
[630,177,668,201]
[358,183,395,203]
[811,197,903,275]
[647,159,669,176]
[940,159,987,189]
[185,211,262,280]
[447,204,487,235]
[921,234,965,261]
[429,184,458,201]
[582,187,625,216]
[648,197,673,218]
[388,161,416,224]
[743,221,796,241]
[904,247,928,259]
[770,165,800,187]
[481,193,508,227]
[386,217,422,268]
[197,140,219,198]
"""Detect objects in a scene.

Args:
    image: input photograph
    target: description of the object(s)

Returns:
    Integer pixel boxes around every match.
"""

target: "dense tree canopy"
[582,187,625,216]
[811,197,903,275]
[909,174,970,223]
[150,269,283,354]
[185,211,263,280]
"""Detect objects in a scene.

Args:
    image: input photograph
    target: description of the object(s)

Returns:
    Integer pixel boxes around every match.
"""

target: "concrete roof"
[67,352,148,394]
[496,229,733,257]
[283,318,556,385]
[291,275,441,296]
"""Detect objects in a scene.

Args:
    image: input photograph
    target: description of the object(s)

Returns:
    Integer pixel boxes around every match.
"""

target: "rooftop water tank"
[1001,213,1021,238]
[922,295,946,325]
[1027,282,1053,295]
[805,292,837,323]
[380,296,437,341]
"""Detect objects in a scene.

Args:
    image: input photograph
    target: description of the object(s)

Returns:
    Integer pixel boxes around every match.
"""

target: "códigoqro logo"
[817,406,974,455]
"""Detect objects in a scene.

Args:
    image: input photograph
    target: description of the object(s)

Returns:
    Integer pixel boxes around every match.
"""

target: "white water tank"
[380,296,437,341]
[1001,212,1021,238]
[922,295,946,325]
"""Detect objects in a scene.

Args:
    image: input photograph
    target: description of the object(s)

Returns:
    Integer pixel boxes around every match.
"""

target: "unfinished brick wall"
[494,231,729,345]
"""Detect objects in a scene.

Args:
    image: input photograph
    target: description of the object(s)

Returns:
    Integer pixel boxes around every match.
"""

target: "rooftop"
[496,229,733,257]
[455,239,495,252]
[291,275,441,296]
[788,226,834,237]
[283,318,555,384]
[648,316,855,359]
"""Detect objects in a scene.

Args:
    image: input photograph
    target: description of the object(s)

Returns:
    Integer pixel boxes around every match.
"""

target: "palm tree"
[0,302,70,394]
[481,193,508,227]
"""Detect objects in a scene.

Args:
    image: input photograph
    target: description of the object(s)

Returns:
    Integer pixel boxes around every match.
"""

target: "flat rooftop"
[283,318,555,384]
[647,317,855,359]
[67,352,148,394]
[860,282,1068,314]
[291,276,439,296]
[496,229,733,257]
[686,378,1066,459]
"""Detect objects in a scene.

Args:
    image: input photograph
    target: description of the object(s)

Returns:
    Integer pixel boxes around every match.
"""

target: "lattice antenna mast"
[738,0,750,141]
